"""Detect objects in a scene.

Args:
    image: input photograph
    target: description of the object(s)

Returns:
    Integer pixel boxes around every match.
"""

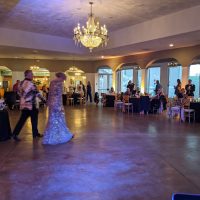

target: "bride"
[42,72,73,145]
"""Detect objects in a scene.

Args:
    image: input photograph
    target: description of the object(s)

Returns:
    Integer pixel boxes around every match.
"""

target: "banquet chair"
[168,98,182,121]
[122,95,133,114]
[114,94,123,111]
[77,96,84,105]
[67,94,74,106]
[182,108,195,123]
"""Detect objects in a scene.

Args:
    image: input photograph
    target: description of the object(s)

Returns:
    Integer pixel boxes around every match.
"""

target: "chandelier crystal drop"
[73,2,108,52]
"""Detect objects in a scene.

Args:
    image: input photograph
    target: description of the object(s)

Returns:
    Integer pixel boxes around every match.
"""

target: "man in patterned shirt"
[13,70,46,141]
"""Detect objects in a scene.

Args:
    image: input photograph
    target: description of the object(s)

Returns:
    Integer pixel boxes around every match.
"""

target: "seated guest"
[185,79,195,97]
[181,93,190,108]
[124,88,131,96]
[133,87,140,97]
[177,88,186,99]
[42,85,48,100]
[158,89,167,110]
[94,92,99,107]
[109,87,115,95]
[76,85,84,97]
[151,89,167,111]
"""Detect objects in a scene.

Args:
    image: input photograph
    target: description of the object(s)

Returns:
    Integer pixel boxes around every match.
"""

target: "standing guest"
[13,80,20,100]
[80,81,86,97]
[154,80,162,95]
[86,81,92,102]
[127,80,135,93]
[185,79,195,97]
[13,80,20,92]
[174,79,182,97]
[42,72,73,145]
[12,70,46,141]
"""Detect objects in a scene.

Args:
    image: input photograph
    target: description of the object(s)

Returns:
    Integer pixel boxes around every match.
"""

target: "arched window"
[98,67,113,94]
[168,64,182,98]
[116,65,140,92]
[189,64,200,98]
[147,66,160,95]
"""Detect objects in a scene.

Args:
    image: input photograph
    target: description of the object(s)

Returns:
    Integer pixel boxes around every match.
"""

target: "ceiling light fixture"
[169,43,174,47]
[30,60,40,70]
[168,61,179,66]
[73,2,108,52]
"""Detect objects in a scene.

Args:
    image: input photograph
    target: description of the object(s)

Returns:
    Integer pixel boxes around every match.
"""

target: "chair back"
[123,95,130,103]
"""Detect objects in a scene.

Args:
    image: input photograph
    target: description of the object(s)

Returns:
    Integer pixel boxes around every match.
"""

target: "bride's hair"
[56,72,66,80]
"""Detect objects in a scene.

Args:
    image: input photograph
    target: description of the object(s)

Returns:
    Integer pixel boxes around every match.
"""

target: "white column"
[12,71,24,86]
[112,71,116,91]
[182,66,189,88]
[141,69,146,93]
[160,64,168,95]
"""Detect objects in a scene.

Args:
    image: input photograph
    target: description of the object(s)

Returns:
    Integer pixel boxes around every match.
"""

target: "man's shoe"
[33,133,43,138]
[13,135,21,142]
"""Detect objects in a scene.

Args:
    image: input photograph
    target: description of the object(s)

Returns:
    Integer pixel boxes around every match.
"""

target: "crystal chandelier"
[73,2,108,52]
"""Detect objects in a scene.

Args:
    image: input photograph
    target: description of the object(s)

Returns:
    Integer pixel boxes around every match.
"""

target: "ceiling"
[1,0,200,37]
[0,0,200,60]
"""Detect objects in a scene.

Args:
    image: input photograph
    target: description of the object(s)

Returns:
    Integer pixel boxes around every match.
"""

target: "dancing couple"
[13,70,73,145]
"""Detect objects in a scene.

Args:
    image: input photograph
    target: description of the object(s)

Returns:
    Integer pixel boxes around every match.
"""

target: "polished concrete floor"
[0,105,200,200]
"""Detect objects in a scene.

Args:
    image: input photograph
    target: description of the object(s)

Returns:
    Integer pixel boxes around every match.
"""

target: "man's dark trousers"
[13,107,39,137]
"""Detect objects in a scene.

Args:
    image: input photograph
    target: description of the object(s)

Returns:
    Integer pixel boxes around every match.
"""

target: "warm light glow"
[73,2,108,52]
[75,72,81,76]
[101,56,104,59]
[69,67,78,71]
[30,65,40,70]
[82,76,86,79]
[169,43,174,47]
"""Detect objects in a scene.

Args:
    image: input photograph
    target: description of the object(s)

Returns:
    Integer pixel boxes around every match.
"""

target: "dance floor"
[0,105,200,200]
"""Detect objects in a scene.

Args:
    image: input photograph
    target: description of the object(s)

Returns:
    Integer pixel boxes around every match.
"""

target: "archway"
[32,68,50,89]
[65,67,86,92]
[0,66,12,93]
[116,63,141,92]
